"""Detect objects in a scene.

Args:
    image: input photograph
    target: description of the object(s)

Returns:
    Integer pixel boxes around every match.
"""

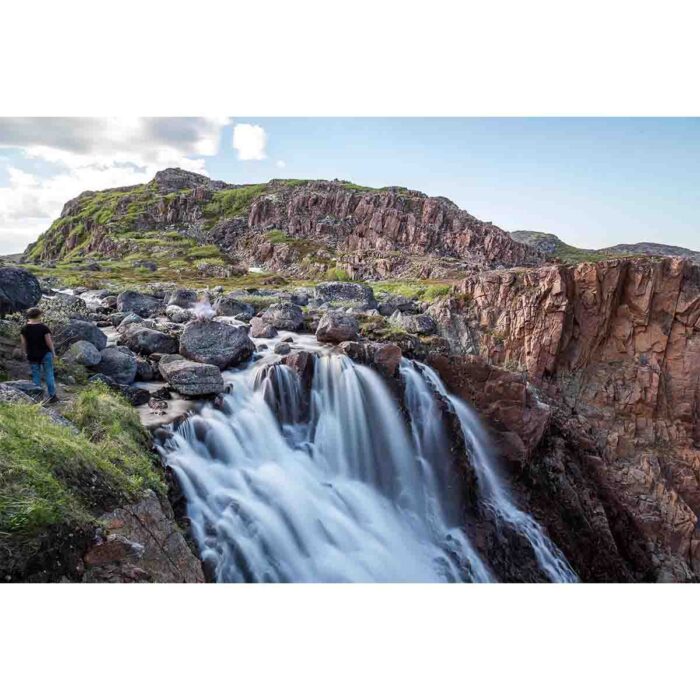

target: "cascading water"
[158,344,576,583]
[401,360,578,583]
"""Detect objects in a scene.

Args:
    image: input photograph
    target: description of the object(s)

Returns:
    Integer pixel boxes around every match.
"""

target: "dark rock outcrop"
[0,267,42,316]
[179,320,254,369]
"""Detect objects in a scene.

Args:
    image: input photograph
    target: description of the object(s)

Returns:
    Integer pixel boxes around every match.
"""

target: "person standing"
[20,307,58,404]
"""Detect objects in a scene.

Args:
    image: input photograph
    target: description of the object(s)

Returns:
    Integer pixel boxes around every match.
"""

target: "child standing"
[20,307,58,404]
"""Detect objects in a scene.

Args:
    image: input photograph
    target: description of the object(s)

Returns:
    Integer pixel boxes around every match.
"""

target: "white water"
[159,346,576,583]
[404,361,578,583]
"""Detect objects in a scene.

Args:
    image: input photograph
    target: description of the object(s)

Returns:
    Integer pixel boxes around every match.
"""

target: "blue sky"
[0,117,698,254]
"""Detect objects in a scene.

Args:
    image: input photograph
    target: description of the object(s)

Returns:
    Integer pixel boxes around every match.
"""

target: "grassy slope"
[0,384,164,579]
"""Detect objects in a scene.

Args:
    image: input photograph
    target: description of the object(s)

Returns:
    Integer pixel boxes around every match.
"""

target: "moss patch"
[0,383,163,579]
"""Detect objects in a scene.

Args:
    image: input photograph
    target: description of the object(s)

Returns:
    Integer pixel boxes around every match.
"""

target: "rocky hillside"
[24,168,543,280]
[511,229,700,264]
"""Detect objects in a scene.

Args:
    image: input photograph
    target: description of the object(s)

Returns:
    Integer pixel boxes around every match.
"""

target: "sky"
[0,117,698,255]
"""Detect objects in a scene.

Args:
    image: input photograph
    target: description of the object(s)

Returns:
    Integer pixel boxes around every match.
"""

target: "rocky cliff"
[432,256,700,580]
[24,168,543,279]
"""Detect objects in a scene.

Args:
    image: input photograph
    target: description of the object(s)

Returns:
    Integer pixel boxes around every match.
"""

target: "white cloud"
[232,123,267,161]
[0,117,230,254]
[276,160,286,169]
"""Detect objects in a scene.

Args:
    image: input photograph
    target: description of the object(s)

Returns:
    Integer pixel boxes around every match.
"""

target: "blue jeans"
[30,352,56,398]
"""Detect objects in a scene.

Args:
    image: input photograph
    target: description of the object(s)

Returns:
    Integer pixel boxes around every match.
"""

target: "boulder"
[290,288,313,306]
[40,292,90,320]
[135,358,156,382]
[391,312,437,335]
[0,380,44,401]
[167,289,198,309]
[179,320,255,369]
[122,326,178,356]
[214,296,255,318]
[120,385,151,406]
[250,317,277,338]
[274,342,291,355]
[116,313,144,331]
[314,282,375,308]
[316,311,359,343]
[0,267,42,316]
[108,312,128,327]
[261,302,304,331]
[159,357,224,396]
[377,294,419,316]
[116,291,162,317]
[339,341,402,378]
[165,305,194,324]
[54,319,108,353]
[64,340,101,367]
[95,346,137,384]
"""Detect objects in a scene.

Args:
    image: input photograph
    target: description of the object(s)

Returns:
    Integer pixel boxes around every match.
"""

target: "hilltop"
[22,168,541,286]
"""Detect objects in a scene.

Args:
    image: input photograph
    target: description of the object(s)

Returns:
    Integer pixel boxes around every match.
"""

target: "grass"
[0,383,163,578]
[202,184,268,223]
[371,280,453,302]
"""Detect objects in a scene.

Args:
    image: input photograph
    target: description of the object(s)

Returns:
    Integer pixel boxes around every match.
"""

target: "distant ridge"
[510,230,700,264]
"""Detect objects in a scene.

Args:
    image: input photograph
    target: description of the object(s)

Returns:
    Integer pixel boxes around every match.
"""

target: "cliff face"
[24,168,543,278]
[433,256,700,580]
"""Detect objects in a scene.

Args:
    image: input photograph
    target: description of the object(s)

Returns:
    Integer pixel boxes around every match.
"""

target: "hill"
[510,230,700,264]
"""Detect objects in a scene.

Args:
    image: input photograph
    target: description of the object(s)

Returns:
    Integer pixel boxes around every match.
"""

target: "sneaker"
[47,395,59,404]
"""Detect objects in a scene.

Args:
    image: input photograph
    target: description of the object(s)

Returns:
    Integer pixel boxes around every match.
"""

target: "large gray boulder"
[214,295,255,318]
[391,312,437,335]
[158,355,224,396]
[0,267,41,317]
[0,380,44,401]
[167,289,198,308]
[54,319,107,353]
[122,326,178,356]
[179,320,255,369]
[95,346,137,384]
[64,340,101,366]
[40,292,90,320]
[261,302,304,331]
[314,282,375,308]
[316,311,359,343]
[116,291,162,317]
[249,317,277,338]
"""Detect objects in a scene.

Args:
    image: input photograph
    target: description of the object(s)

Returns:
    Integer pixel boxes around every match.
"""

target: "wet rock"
[250,317,277,338]
[95,346,138,384]
[135,357,156,382]
[0,383,34,404]
[0,267,42,316]
[316,311,359,343]
[159,357,224,396]
[261,302,304,331]
[339,341,402,378]
[274,342,291,355]
[122,326,178,356]
[179,319,254,369]
[116,290,162,317]
[119,385,150,406]
[64,340,101,367]
[282,350,314,388]
[54,319,108,353]
[108,312,128,327]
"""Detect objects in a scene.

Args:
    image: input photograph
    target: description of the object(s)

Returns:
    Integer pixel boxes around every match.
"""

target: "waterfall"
[402,360,578,583]
[158,348,576,583]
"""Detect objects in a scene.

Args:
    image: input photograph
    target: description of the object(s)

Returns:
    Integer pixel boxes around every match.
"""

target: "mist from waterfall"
[159,350,576,583]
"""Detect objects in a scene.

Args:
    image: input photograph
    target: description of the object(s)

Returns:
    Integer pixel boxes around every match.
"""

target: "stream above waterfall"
[157,335,577,583]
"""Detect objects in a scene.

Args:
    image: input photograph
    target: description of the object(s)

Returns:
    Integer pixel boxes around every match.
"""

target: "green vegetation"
[202,184,268,223]
[371,280,453,302]
[0,384,163,577]
[324,266,353,282]
[265,229,292,244]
